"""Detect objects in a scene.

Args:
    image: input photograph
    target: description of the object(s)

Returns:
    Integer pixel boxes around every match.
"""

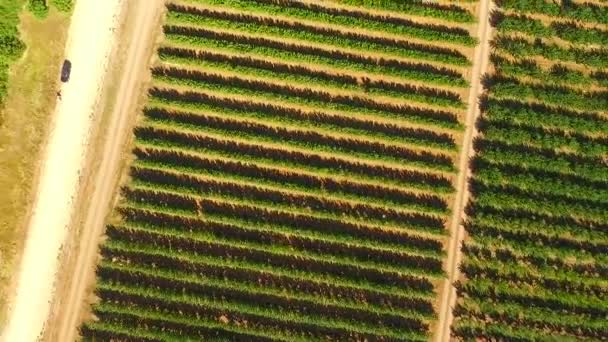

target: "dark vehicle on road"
[61,59,72,82]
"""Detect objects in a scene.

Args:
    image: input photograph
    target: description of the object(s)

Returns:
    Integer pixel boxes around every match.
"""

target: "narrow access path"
[54,1,165,341]
[435,0,493,341]
[0,1,122,341]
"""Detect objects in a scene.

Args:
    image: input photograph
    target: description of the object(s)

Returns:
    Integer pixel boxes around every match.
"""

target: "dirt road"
[0,1,123,341]
[435,1,493,341]
[52,1,165,341]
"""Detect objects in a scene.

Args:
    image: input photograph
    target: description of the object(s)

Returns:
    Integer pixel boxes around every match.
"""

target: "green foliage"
[491,54,596,87]
[496,0,608,24]
[158,50,464,108]
[552,21,608,46]
[494,34,608,68]
[0,0,25,104]
[493,12,552,37]
[492,11,608,46]
[81,0,480,339]
[189,0,478,46]
[166,10,470,66]
[165,33,467,87]
[459,1,608,338]
[28,0,49,19]
[337,0,475,23]
[484,74,608,112]
[51,0,73,12]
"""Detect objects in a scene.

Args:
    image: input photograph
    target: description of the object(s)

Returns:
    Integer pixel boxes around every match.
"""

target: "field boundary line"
[435,0,494,341]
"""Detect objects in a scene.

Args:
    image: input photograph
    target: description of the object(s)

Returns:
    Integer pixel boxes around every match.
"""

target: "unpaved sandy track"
[0,1,123,341]
[52,1,165,341]
[435,1,493,341]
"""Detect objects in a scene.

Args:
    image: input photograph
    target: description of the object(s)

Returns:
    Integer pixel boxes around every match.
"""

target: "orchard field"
[453,0,608,340]
[80,0,480,340]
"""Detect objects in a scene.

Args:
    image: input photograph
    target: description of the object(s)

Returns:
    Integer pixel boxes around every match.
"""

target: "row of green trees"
[119,200,445,257]
[150,72,460,127]
[159,46,463,105]
[143,104,455,170]
[98,262,429,333]
[249,0,474,41]
[134,124,454,194]
[106,221,436,292]
[167,3,469,65]
[132,145,450,208]
[86,0,467,339]
[128,165,447,229]
[117,204,444,269]
[101,239,437,314]
[456,0,608,333]
[494,0,608,24]
[492,11,608,46]
[163,24,466,81]
[493,35,608,68]
[336,0,474,23]
[148,82,459,147]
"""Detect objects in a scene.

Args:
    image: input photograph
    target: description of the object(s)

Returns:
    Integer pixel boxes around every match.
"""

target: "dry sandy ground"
[0,0,123,341]
[51,1,164,340]
[435,0,493,341]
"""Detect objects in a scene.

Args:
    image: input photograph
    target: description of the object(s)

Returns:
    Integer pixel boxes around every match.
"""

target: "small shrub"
[28,0,49,19]
[51,0,73,12]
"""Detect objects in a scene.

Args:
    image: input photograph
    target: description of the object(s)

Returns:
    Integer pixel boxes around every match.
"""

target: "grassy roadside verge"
[0,3,71,327]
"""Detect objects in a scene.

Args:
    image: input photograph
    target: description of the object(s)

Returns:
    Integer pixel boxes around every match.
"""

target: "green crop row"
[132,147,450,214]
[480,95,608,135]
[463,241,607,279]
[490,54,604,87]
[141,104,456,172]
[119,202,445,258]
[150,73,464,150]
[473,137,608,182]
[335,0,475,23]
[452,318,585,341]
[89,303,286,342]
[95,280,427,341]
[151,66,462,129]
[122,177,448,237]
[134,127,454,193]
[469,213,607,245]
[166,5,471,66]
[84,0,464,339]
[480,119,608,157]
[132,143,451,214]
[126,165,450,234]
[157,55,465,110]
[145,96,459,151]
[163,26,468,87]
[106,220,440,293]
[473,159,608,203]
[469,181,608,224]
[483,74,608,112]
[101,240,437,312]
[492,11,608,46]
[159,44,467,99]
[454,298,607,339]
[464,224,607,260]
[458,5,608,333]
[493,35,608,68]
[183,0,477,45]
[495,0,608,25]
[98,254,433,330]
